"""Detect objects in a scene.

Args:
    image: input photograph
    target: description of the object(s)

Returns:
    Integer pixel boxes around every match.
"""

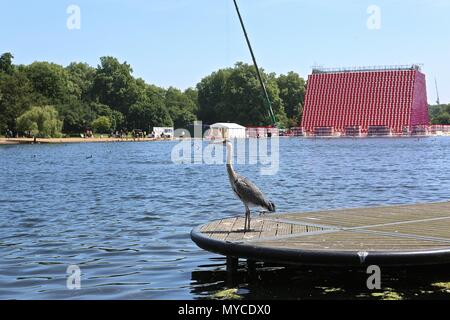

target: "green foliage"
[110,110,125,131]
[125,83,173,130]
[1,52,311,133]
[197,62,290,127]
[23,62,76,105]
[90,102,124,130]
[0,69,35,131]
[184,87,199,114]
[128,100,173,131]
[197,68,229,124]
[0,53,14,75]
[16,106,62,137]
[91,116,112,133]
[55,101,124,133]
[66,62,96,101]
[92,56,141,115]
[277,71,305,127]
[433,113,450,125]
[165,87,197,128]
[429,104,450,125]
[56,101,93,133]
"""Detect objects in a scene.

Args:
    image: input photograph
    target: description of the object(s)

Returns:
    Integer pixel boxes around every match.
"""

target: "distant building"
[301,65,429,136]
[153,127,174,139]
[208,123,246,139]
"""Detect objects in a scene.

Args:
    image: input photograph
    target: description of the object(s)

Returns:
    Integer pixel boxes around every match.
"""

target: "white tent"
[209,123,246,139]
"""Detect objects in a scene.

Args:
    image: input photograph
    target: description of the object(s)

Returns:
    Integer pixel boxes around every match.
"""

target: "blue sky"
[1,0,449,103]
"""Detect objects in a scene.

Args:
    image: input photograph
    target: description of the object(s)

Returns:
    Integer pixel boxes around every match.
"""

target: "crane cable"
[232,0,277,127]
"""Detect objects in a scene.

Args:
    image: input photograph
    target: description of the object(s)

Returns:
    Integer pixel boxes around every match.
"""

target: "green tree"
[184,87,199,114]
[277,71,306,127]
[0,70,35,131]
[435,113,450,124]
[87,102,125,131]
[128,100,173,131]
[165,87,197,128]
[197,68,230,124]
[110,110,125,131]
[16,106,63,137]
[91,116,112,133]
[56,101,95,133]
[92,56,141,115]
[24,62,77,105]
[197,62,288,127]
[66,62,96,101]
[57,101,125,133]
[430,104,450,124]
[0,53,14,75]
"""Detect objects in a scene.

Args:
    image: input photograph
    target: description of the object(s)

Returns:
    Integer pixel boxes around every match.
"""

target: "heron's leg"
[244,209,247,231]
[243,205,247,231]
[245,205,251,231]
[243,205,248,231]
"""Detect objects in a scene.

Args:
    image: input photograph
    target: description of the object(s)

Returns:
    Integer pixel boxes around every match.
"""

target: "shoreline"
[1,135,448,146]
[0,137,168,145]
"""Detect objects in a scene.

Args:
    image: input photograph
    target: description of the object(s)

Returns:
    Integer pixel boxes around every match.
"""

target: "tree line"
[0,53,306,138]
[2,51,447,138]
[0,53,199,137]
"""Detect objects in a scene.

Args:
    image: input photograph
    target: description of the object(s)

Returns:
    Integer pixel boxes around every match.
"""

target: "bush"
[91,116,111,133]
[16,106,63,138]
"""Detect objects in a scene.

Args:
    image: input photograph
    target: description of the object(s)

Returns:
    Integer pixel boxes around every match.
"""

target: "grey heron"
[212,139,276,231]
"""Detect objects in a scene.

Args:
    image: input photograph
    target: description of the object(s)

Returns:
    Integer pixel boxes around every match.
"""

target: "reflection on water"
[1,137,450,299]
[191,260,450,300]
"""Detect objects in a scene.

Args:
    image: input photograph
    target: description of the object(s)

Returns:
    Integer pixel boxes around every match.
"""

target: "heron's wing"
[234,175,271,209]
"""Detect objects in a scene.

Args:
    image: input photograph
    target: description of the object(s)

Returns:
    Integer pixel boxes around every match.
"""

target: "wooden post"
[247,259,256,272]
[247,259,257,278]
[226,256,238,274]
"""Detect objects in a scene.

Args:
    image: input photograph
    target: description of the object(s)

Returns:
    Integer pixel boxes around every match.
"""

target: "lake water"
[1,137,450,299]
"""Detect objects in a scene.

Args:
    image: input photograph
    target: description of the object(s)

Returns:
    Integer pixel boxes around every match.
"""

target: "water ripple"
[1,138,450,299]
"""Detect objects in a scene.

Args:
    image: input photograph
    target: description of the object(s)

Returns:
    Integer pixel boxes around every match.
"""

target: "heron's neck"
[226,142,233,166]
[225,142,237,180]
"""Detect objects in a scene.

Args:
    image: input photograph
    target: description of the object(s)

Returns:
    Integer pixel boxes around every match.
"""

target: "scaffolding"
[410,125,429,136]
[430,125,450,135]
[290,127,304,137]
[302,125,450,137]
[314,127,335,137]
[344,126,362,137]
[367,126,392,137]
[246,126,279,138]
[312,64,422,74]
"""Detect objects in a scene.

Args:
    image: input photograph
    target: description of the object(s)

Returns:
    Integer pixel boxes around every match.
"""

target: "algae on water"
[370,289,403,300]
[212,288,243,300]
[432,282,450,293]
